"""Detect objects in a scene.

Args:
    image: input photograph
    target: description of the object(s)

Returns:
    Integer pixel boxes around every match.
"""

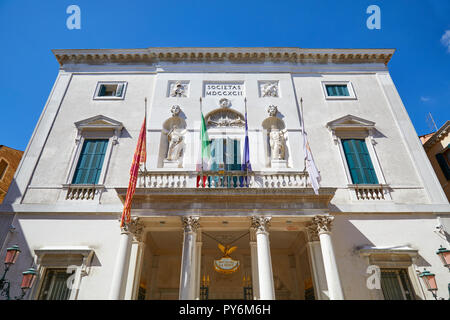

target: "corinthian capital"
[182,216,200,233]
[310,215,334,235]
[251,216,272,234]
[129,216,145,242]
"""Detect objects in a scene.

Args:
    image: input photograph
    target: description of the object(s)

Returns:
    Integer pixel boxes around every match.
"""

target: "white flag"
[301,101,321,195]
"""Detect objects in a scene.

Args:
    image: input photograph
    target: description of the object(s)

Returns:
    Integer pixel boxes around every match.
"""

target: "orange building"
[0,145,23,203]
[420,120,450,201]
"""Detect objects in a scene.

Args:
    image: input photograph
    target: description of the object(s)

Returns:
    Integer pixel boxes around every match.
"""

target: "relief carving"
[261,82,279,97]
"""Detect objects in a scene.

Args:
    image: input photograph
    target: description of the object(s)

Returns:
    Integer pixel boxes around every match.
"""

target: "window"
[37,268,72,300]
[322,81,356,100]
[326,84,349,97]
[380,269,415,300]
[0,159,8,180]
[342,139,378,184]
[72,139,108,184]
[435,147,450,180]
[94,82,127,99]
[210,138,241,171]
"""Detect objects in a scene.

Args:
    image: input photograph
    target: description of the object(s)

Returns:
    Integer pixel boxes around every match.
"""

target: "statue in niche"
[269,124,287,160]
[170,81,186,97]
[166,124,186,161]
[262,82,278,97]
[267,105,278,117]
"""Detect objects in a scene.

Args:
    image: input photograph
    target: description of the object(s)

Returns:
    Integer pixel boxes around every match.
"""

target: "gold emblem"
[214,244,240,274]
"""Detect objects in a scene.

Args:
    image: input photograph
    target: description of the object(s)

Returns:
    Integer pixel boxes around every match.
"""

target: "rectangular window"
[342,139,378,184]
[0,159,7,180]
[94,82,126,99]
[326,84,349,97]
[380,269,415,300]
[72,139,108,184]
[210,138,241,171]
[435,147,450,180]
[37,269,72,300]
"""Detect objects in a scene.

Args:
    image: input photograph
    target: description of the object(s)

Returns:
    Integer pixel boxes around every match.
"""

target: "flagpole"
[244,97,249,187]
[200,97,203,187]
[300,97,306,172]
[144,97,147,187]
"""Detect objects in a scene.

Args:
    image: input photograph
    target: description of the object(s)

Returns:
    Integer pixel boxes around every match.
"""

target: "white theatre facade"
[1,47,449,300]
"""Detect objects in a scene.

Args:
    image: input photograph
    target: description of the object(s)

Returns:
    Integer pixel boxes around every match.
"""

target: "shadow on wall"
[330,214,432,300]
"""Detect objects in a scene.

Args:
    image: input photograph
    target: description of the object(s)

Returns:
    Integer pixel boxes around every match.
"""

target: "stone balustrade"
[138,170,309,189]
[64,184,104,200]
[348,184,390,200]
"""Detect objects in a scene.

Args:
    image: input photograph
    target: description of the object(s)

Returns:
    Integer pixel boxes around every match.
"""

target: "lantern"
[436,246,450,270]
[419,270,438,299]
[21,268,37,290]
[4,245,21,266]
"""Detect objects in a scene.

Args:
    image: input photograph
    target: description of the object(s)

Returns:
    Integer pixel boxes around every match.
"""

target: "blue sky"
[0,0,449,151]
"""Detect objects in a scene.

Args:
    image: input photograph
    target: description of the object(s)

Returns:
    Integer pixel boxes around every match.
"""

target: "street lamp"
[0,245,37,300]
[436,246,450,271]
[419,269,438,300]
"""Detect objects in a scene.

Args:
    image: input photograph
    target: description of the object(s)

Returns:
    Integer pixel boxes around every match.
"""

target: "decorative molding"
[260,81,279,97]
[206,108,245,128]
[74,115,124,145]
[169,81,188,97]
[182,216,200,233]
[305,225,320,242]
[267,105,278,117]
[310,215,334,235]
[250,216,271,233]
[53,47,395,66]
[326,114,375,142]
[129,216,145,242]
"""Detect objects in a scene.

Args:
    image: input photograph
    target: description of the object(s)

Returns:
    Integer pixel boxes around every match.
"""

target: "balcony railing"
[138,170,309,189]
[348,184,390,200]
[63,184,105,200]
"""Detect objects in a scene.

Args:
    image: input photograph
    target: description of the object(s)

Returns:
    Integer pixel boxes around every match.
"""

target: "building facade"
[420,121,450,201]
[0,145,23,204]
[1,47,449,300]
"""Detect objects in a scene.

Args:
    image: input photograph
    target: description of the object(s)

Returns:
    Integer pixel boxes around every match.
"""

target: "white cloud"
[441,30,450,53]
[420,96,431,102]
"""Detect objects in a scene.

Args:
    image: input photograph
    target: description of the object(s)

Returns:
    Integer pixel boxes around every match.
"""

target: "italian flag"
[197,112,211,170]
[197,112,210,187]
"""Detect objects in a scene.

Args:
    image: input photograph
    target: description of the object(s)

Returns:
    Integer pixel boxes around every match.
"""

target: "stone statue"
[166,124,186,161]
[268,105,278,117]
[269,124,287,160]
[262,82,278,97]
[170,81,186,97]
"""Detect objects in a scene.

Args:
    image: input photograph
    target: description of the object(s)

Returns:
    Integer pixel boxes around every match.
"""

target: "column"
[251,216,275,300]
[249,227,260,300]
[305,226,329,300]
[310,215,344,300]
[194,230,202,300]
[109,225,133,299]
[179,216,199,300]
[124,218,145,300]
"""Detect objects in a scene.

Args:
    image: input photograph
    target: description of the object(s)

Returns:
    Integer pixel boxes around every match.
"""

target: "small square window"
[322,81,356,100]
[94,82,127,100]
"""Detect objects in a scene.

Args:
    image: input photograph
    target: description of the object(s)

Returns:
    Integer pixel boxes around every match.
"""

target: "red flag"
[120,117,146,227]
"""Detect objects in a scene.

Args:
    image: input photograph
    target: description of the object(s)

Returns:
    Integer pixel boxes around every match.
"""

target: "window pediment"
[75,115,123,131]
[326,114,375,131]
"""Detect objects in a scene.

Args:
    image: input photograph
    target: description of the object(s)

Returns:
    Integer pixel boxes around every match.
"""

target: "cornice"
[52,47,395,67]
[423,120,450,151]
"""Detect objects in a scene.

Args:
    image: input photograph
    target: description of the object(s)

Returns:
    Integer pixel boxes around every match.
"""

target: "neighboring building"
[0,145,23,203]
[0,47,449,301]
[420,121,450,201]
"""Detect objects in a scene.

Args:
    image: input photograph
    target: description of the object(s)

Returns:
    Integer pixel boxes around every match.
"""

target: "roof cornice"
[423,120,450,151]
[52,47,395,67]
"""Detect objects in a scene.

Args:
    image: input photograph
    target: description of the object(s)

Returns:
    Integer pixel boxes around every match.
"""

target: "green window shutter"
[436,153,450,180]
[98,85,106,97]
[115,83,124,97]
[72,139,108,184]
[326,85,349,97]
[342,139,378,184]
[210,139,224,171]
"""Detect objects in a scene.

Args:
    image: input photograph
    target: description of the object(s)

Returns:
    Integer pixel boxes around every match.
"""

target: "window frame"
[32,247,95,300]
[0,158,9,181]
[321,81,357,100]
[63,116,123,199]
[380,268,416,300]
[93,81,127,100]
